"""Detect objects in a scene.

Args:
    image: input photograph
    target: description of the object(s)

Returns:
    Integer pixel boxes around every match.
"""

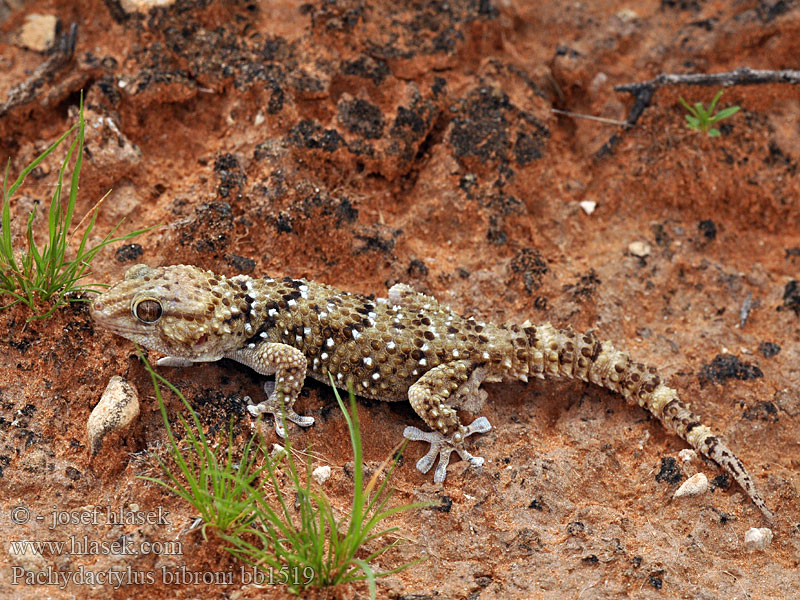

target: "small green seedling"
[679,90,740,137]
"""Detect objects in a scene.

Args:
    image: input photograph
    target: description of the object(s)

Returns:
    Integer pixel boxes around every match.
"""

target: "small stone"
[673,472,708,498]
[312,465,332,485]
[579,200,597,215]
[628,241,651,258]
[87,376,139,455]
[8,541,48,574]
[120,0,177,14]
[83,109,141,173]
[678,449,697,463]
[15,14,59,53]
[589,72,608,92]
[270,443,285,458]
[744,527,773,552]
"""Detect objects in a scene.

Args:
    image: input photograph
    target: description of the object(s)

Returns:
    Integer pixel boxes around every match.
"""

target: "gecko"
[90,263,774,520]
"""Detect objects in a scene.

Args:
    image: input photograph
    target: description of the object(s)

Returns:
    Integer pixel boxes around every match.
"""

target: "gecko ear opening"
[125,264,153,280]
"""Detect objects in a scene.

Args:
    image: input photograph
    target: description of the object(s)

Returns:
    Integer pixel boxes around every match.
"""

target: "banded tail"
[504,321,773,520]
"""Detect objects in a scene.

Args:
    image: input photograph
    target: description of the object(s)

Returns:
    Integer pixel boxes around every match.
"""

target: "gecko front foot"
[246,382,315,437]
[403,417,492,483]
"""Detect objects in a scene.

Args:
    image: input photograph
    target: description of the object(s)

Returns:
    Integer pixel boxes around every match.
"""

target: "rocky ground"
[0,1,799,598]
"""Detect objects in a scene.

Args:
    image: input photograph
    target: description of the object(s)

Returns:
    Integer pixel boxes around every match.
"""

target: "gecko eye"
[133,298,163,323]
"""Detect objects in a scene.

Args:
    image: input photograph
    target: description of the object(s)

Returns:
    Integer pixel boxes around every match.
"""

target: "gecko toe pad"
[403,417,492,482]
[246,395,315,438]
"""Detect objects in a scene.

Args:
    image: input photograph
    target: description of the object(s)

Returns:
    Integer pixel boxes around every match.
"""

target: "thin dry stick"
[551,108,629,127]
[69,190,112,242]
[597,67,800,158]
[615,67,800,94]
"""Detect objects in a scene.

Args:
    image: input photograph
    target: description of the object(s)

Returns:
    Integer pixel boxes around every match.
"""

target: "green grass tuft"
[679,89,740,137]
[138,351,430,597]
[0,92,152,319]
[138,346,264,539]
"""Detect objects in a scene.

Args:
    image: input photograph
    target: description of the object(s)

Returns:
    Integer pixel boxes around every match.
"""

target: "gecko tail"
[516,322,774,519]
[659,393,775,521]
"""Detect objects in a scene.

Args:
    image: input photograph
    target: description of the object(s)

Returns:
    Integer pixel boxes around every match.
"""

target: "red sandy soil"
[1,1,799,598]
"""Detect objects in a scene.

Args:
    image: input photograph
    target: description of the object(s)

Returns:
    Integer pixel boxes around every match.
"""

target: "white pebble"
[628,241,651,258]
[744,527,773,552]
[673,472,708,498]
[15,14,59,53]
[87,376,140,455]
[312,465,332,485]
[270,443,285,458]
[7,538,48,573]
[118,0,178,16]
[678,449,697,463]
[579,200,597,215]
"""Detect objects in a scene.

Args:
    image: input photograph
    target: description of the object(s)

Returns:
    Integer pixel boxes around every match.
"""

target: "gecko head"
[90,264,251,361]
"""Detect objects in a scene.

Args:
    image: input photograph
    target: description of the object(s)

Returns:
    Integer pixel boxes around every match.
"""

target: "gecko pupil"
[134,299,162,323]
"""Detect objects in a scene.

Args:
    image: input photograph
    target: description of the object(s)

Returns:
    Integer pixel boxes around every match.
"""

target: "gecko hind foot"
[245,382,315,438]
[403,417,492,483]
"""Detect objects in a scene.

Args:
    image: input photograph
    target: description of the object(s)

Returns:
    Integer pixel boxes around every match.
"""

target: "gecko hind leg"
[229,343,315,438]
[403,361,493,482]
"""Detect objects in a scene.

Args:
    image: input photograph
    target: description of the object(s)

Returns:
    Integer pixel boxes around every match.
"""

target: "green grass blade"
[5,126,75,200]
[712,105,740,121]
[693,102,706,117]
[63,94,85,237]
[707,89,723,114]
[351,558,377,600]
[1,160,20,275]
